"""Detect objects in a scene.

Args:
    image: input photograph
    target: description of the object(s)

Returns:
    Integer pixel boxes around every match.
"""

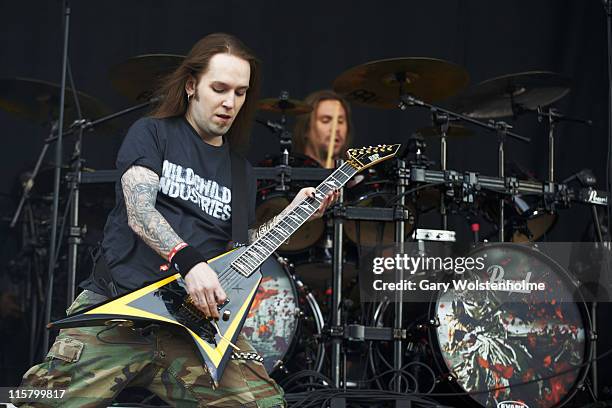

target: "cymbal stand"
[10,121,58,228]
[432,112,450,230]
[330,159,345,388]
[398,92,529,243]
[496,122,511,242]
[255,90,294,192]
[64,55,85,307]
[535,107,593,184]
[43,0,72,354]
[392,159,407,394]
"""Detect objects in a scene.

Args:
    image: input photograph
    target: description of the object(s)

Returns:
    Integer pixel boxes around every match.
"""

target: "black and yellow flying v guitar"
[50,144,401,384]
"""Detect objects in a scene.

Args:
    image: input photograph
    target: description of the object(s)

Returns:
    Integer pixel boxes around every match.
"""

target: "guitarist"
[15,33,337,408]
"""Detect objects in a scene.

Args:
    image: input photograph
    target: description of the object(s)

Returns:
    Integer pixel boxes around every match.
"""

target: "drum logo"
[497,401,529,408]
[588,189,608,205]
[487,264,533,293]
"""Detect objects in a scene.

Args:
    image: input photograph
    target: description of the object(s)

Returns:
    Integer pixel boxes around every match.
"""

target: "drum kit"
[2,53,609,408]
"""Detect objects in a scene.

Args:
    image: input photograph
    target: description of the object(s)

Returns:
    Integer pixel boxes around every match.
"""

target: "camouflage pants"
[14,290,286,408]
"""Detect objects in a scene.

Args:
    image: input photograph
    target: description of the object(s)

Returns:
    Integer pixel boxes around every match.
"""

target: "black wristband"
[171,245,207,278]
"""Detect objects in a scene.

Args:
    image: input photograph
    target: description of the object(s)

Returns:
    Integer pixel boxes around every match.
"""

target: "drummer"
[292,90,354,168]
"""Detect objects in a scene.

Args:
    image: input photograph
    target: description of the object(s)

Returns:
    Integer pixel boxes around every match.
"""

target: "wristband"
[168,242,189,263]
[171,245,207,278]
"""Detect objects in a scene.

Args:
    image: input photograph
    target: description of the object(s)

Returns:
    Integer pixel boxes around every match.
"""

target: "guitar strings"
[217,163,353,284]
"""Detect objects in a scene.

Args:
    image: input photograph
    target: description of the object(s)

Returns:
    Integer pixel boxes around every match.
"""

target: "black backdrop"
[0,0,610,395]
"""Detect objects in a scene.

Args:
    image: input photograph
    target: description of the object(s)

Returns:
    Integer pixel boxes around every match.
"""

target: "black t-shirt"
[82,116,256,295]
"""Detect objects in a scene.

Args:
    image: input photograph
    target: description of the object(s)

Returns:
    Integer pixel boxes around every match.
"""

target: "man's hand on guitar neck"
[184,263,227,319]
[288,187,339,221]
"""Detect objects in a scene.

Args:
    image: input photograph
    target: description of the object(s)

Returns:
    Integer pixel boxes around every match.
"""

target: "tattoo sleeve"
[121,165,182,258]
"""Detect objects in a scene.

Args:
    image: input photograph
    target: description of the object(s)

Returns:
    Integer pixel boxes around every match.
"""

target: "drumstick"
[325,102,340,168]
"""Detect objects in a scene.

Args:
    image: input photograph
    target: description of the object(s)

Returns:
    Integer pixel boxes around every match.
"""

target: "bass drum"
[256,154,325,253]
[241,256,324,376]
[430,244,590,408]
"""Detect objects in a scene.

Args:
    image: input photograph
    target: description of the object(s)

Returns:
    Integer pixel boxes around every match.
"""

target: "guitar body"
[50,247,262,384]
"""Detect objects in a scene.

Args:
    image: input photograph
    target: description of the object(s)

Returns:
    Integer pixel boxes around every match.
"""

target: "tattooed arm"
[121,165,226,319]
[121,165,182,259]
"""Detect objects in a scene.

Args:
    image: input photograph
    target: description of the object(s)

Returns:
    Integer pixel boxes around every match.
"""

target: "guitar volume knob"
[222,310,231,321]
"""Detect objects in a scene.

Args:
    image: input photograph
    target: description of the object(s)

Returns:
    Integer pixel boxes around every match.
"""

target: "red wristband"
[168,242,189,263]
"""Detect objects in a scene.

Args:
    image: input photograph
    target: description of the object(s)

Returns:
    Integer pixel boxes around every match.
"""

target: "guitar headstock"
[346,144,402,172]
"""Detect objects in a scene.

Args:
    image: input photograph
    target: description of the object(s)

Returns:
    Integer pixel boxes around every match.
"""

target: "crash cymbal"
[449,71,571,119]
[258,98,312,115]
[332,57,469,108]
[416,124,472,138]
[0,78,109,126]
[109,54,185,102]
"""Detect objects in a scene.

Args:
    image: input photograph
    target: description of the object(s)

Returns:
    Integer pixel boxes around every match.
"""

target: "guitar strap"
[230,150,248,245]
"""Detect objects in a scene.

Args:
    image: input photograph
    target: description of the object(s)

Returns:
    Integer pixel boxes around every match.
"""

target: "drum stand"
[496,122,510,242]
[330,160,344,388]
[256,91,296,192]
[398,92,530,244]
[392,159,407,394]
[432,112,450,230]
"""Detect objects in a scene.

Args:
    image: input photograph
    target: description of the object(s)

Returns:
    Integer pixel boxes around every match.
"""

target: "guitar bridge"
[177,302,217,344]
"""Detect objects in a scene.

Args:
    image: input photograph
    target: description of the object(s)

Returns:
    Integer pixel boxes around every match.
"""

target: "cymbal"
[416,124,472,138]
[258,98,312,115]
[0,78,109,125]
[332,57,469,108]
[109,54,185,102]
[449,71,571,119]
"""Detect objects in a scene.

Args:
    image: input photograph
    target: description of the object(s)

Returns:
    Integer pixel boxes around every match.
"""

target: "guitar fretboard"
[230,162,357,277]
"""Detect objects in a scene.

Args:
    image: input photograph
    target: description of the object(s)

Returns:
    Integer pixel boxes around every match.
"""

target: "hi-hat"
[258,98,312,115]
[448,71,571,119]
[0,78,109,125]
[109,54,185,102]
[333,57,470,108]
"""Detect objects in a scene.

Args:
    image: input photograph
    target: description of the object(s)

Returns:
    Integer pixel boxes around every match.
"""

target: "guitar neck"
[230,162,358,277]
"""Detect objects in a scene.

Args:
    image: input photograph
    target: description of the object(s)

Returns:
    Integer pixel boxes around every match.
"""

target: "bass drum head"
[431,244,589,408]
[241,256,324,375]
